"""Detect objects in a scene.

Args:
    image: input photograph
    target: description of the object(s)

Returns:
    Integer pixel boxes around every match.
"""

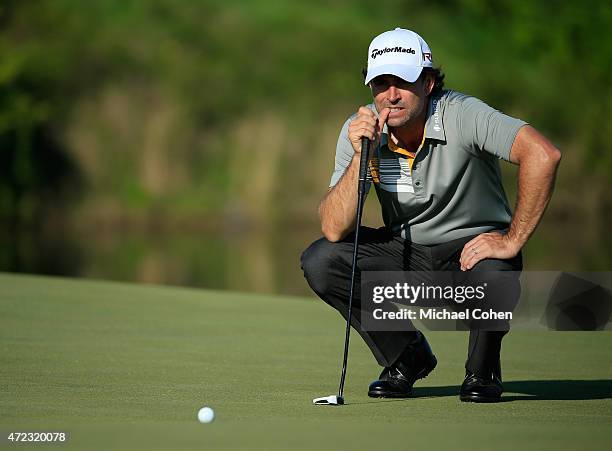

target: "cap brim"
[364,65,423,85]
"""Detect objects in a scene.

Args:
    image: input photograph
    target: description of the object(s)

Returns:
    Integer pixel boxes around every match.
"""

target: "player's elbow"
[319,198,347,242]
[321,224,344,243]
[520,140,562,171]
[548,146,562,167]
[512,126,561,170]
[539,143,561,172]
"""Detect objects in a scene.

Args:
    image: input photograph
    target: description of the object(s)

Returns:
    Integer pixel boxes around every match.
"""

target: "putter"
[313,136,371,406]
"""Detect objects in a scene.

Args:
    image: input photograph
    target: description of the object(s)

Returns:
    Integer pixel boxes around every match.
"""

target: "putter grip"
[358,137,370,193]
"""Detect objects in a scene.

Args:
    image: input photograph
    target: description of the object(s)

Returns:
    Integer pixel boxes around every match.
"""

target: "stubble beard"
[386,102,424,130]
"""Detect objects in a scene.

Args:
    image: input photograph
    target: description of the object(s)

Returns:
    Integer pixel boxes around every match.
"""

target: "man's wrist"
[502,231,524,255]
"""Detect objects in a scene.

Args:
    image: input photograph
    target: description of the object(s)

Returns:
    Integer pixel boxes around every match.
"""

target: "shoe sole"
[459,393,502,403]
[368,356,437,398]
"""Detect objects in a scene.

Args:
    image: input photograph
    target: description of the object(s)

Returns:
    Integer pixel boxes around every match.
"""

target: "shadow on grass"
[501,380,612,401]
[349,380,612,404]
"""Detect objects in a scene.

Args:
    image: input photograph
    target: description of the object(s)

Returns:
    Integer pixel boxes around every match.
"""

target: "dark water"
[0,226,319,297]
[2,218,611,297]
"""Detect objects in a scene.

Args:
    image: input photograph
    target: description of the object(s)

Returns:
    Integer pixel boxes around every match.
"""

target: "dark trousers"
[300,226,522,379]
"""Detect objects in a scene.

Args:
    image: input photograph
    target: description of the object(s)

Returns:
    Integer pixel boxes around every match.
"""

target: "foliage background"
[1,0,611,294]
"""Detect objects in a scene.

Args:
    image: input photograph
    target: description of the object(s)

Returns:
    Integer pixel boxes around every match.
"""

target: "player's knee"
[471,253,522,271]
[300,238,337,296]
[470,256,523,312]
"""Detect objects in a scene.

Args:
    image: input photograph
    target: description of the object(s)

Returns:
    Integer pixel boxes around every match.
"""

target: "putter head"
[312,395,344,406]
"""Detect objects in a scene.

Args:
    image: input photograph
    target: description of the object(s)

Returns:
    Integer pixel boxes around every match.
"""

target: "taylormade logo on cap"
[364,28,433,85]
[371,46,415,59]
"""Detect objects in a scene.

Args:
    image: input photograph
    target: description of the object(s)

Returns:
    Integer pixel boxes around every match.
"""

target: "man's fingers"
[460,233,496,262]
[462,253,484,271]
[358,106,376,118]
[460,231,516,270]
[460,236,489,270]
[463,236,480,250]
[378,107,391,130]
[461,247,488,271]
[348,106,390,151]
[357,113,378,125]
[349,111,379,152]
[460,238,482,265]
[358,128,376,141]
[463,235,485,254]
[349,118,376,133]
[375,108,391,141]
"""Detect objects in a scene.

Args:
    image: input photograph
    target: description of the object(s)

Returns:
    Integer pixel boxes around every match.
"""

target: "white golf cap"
[364,28,433,85]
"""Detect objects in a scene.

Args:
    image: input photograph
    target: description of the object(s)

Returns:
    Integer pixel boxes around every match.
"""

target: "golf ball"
[197,406,215,423]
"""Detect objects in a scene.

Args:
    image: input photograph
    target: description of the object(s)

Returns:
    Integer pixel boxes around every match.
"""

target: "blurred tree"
[0,0,610,278]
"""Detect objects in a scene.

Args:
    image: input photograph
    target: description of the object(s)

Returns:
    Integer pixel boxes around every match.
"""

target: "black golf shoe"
[459,372,503,403]
[367,333,437,398]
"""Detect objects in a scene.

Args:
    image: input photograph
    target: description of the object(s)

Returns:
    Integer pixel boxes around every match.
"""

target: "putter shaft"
[337,137,370,399]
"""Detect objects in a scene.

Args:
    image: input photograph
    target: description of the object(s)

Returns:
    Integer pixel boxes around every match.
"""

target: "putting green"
[1,273,611,450]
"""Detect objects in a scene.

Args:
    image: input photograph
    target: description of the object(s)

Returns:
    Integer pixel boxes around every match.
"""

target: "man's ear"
[424,73,435,96]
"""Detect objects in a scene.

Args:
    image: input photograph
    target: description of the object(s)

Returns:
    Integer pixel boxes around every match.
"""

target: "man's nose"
[387,85,401,102]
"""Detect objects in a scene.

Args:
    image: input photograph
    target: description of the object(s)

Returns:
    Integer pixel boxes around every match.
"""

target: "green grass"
[1,272,611,450]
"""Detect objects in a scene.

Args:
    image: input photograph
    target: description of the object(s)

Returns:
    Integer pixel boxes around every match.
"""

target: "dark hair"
[361,66,446,96]
[422,67,445,95]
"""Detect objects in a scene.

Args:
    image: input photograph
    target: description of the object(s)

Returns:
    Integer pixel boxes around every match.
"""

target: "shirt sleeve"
[456,95,528,161]
[329,116,356,187]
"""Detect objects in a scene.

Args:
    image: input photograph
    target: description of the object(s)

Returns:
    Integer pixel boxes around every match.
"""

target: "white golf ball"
[197,406,215,423]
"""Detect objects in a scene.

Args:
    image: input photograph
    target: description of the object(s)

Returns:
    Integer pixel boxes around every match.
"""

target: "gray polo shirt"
[330,90,527,245]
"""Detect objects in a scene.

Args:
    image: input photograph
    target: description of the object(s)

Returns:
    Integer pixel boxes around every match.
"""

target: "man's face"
[370,74,432,128]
